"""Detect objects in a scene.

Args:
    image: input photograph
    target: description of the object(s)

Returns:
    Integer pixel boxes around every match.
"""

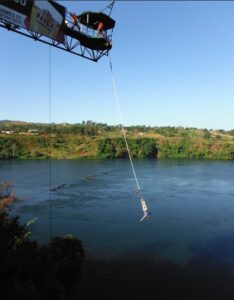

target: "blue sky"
[0,1,234,130]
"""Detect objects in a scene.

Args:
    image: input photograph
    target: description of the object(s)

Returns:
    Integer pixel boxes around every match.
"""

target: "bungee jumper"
[140,197,151,222]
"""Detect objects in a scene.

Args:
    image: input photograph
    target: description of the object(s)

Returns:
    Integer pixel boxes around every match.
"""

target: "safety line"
[49,46,52,238]
[108,53,142,194]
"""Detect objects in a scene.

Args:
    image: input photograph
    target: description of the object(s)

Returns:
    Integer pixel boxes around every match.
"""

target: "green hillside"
[0,121,234,160]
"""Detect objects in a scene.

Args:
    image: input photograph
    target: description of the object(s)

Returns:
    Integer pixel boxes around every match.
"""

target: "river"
[1,159,234,298]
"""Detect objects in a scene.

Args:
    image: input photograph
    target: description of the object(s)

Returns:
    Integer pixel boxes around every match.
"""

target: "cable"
[108,53,141,194]
[108,54,151,221]
[49,46,52,238]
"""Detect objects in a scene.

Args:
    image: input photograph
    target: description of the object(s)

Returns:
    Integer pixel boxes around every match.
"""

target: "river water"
[1,159,234,264]
[2,159,234,298]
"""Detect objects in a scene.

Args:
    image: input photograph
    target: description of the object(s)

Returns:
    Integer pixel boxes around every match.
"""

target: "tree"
[97,139,115,158]
[138,139,158,158]
[0,182,85,299]
[114,139,128,158]
[229,152,234,160]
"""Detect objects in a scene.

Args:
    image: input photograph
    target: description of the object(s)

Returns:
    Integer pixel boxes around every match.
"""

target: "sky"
[0,1,234,130]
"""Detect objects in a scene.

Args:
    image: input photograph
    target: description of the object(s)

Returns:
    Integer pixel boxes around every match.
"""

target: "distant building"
[1,130,14,134]
[28,129,39,135]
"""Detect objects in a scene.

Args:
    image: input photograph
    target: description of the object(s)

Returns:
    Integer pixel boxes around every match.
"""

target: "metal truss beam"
[0,19,109,62]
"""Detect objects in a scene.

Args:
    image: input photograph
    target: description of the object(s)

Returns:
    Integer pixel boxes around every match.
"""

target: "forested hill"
[0,121,234,160]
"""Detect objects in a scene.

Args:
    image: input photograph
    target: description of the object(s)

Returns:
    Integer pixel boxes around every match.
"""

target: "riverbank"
[0,121,233,160]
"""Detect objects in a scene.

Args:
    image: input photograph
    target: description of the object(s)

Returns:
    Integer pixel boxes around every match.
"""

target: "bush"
[97,138,158,159]
[0,183,85,299]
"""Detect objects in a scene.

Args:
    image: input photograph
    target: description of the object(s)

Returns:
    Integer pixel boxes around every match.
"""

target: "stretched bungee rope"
[108,53,151,222]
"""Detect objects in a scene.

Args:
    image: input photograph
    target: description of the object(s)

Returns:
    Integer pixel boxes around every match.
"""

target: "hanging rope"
[108,53,150,222]
[108,54,151,221]
[49,46,52,238]
[108,54,141,193]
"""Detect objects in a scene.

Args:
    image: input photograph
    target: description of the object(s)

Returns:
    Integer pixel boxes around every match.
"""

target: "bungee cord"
[108,55,141,193]
[108,53,151,222]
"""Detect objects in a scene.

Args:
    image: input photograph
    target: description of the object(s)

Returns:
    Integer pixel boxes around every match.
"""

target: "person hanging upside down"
[140,197,150,222]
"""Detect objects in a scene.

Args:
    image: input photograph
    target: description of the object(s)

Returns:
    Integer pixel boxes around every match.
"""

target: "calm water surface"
[1,159,234,266]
